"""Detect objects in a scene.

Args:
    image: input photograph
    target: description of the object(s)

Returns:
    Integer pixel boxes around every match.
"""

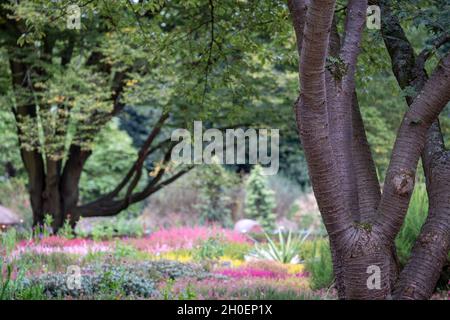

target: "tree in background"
[244,165,277,230]
[0,0,291,230]
[194,160,238,227]
[288,0,450,299]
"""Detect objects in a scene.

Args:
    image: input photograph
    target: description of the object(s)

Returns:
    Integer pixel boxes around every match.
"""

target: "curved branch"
[287,0,307,55]
[376,53,450,239]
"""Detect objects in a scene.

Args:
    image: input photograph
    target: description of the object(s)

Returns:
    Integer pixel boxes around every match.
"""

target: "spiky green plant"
[248,230,310,264]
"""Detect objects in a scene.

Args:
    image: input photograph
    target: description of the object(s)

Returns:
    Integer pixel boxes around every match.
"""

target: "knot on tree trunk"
[392,169,414,196]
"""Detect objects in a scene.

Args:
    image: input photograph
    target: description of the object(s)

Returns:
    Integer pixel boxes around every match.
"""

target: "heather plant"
[244,165,277,230]
[28,269,157,299]
[173,278,315,300]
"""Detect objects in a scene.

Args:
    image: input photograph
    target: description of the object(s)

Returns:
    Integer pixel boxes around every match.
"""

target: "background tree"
[0,0,299,230]
[244,164,277,230]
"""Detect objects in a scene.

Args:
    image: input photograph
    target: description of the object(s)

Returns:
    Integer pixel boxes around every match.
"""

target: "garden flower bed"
[0,226,336,300]
[2,226,446,300]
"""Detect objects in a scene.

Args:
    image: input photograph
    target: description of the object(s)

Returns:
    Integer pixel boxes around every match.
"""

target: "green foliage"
[1,228,18,255]
[248,231,304,264]
[28,269,157,299]
[395,182,428,266]
[303,239,334,290]
[79,120,140,203]
[0,107,22,179]
[244,165,277,230]
[325,56,348,80]
[193,236,225,262]
[162,278,197,300]
[14,252,79,274]
[222,242,253,260]
[32,214,54,238]
[0,262,12,300]
[0,260,46,300]
[91,223,114,242]
[113,242,140,260]
[194,163,238,226]
[57,220,74,240]
[77,215,144,241]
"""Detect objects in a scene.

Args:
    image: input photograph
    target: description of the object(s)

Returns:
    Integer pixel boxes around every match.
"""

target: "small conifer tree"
[244,165,277,230]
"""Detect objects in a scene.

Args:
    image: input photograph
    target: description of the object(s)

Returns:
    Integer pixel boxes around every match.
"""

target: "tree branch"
[376,53,450,239]
[296,0,353,236]
[287,0,307,55]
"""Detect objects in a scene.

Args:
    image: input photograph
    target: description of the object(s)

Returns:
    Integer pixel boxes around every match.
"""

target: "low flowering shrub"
[215,265,308,280]
[10,240,112,261]
[16,236,107,248]
[127,227,250,253]
[170,277,314,300]
[24,271,158,299]
[216,267,281,279]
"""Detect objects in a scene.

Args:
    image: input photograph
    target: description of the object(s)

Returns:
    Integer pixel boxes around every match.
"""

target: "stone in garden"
[0,205,20,229]
[234,219,263,234]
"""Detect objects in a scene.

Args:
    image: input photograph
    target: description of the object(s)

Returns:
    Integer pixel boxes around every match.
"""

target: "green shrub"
[113,242,140,259]
[1,260,46,300]
[193,236,225,262]
[28,270,157,299]
[57,219,75,240]
[161,279,198,300]
[78,215,144,241]
[244,165,277,230]
[222,242,252,260]
[303,239,334,290]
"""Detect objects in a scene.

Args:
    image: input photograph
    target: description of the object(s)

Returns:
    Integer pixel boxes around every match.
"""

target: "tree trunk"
[289,0,450,299]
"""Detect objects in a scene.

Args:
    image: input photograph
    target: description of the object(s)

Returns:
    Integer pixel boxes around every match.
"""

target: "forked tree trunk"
[288,0,450,299]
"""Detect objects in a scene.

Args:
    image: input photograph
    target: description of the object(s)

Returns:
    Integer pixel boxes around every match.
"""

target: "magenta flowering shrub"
[11,236,112,260]
[168,277,317,300]
[17,236,99,248]
[216,266,308,279]
[127,226,249,253]
[217,267,280,279]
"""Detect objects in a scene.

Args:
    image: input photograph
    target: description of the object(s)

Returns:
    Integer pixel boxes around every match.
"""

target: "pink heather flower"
[9,242,112,261]
[127,226,249,253]
[17,236,98,248]
[216,267,283,279]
